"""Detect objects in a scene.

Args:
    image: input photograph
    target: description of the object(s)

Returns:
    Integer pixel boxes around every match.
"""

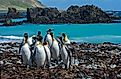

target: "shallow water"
[0,23,121,43]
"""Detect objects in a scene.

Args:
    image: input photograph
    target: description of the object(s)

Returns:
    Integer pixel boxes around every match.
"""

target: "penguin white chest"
[51,40,59,60]
[61,45,68,60]
[46,34,52,47]
[35,46,46,67]
[44,46,51,60]
[21,43,31,65]
[21,44,31,59]
[28,37,33,45]
[44,45,51,66]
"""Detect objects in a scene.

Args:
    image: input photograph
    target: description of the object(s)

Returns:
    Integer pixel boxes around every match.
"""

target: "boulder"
[27,5,112,24]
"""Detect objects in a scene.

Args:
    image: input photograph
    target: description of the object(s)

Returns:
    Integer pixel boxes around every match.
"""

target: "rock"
[27,7,60,23]
[1,42,121,78]
[27,5,112,24]
[110,64,117,68]
[0,60,4,65]
[7,8,20,19]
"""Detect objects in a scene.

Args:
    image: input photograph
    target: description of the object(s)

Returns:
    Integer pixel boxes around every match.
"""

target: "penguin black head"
[50,32,54,37]
[62,33,66,37]
[50,32,54,41]
[24,33,28,39]
[47,28,54,33]
[38,31,41,35]
[37,36,43,42]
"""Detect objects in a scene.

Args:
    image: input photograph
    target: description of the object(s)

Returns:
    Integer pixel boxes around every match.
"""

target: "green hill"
[0,0,45,11]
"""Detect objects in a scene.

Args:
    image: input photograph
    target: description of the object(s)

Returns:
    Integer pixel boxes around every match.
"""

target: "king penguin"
[28,35,36,46]
[44,29,53,47]
[58,36,70,69]
[50,32,60,64]
[34,36,46,69]
[20,33,32,67]
[43,41,51,68]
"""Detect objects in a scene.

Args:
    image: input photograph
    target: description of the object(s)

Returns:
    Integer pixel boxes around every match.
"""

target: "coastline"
[0,5,121,26]
[1,41,121,78]
[0,21,121,27]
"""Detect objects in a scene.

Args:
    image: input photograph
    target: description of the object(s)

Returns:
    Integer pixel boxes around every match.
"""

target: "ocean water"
[0,23,121,43]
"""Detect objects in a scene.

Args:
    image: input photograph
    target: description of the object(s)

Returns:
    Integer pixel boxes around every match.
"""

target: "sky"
[39,0,121,11]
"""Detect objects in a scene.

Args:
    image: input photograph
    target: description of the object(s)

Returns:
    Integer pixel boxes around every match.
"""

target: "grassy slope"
[0,0,45,10]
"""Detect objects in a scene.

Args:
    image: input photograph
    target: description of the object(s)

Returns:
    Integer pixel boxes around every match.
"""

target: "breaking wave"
[0,35,121,44]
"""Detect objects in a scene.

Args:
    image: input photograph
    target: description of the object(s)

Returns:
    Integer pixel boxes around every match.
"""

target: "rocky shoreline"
[0,42,121,79]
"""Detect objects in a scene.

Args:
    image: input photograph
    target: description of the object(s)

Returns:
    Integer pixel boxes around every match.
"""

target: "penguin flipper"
[19,43,23,54]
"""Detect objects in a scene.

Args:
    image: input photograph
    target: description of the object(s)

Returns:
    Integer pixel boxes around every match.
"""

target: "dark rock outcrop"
[27,7,60,23]
[7,8,20,18]
[27,5,112,24]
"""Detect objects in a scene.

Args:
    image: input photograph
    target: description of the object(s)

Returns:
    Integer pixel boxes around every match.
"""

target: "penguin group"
[19,29,72,69]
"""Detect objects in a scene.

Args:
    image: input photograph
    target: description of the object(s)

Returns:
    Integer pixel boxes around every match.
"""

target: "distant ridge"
[0,0,45,11]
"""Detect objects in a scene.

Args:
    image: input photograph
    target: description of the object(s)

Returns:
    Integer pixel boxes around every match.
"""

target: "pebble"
[0,60,4,65]
[1,42,121,79]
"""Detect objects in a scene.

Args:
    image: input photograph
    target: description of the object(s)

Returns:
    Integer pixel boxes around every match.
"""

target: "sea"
[0,23,121,44]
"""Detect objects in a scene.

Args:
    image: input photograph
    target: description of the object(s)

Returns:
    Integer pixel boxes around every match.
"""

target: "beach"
[0,0,121,79]
[0,42,121,79]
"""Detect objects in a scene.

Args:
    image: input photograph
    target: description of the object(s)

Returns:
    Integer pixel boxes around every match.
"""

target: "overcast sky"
[39,0,121,11]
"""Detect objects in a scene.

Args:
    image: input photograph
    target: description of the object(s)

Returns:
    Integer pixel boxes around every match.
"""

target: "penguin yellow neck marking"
[37,41,43,47]
[24,38,28,44]
[63,35,68,42]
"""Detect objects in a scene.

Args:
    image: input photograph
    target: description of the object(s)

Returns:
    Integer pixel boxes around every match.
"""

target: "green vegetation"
[0,0,45,10]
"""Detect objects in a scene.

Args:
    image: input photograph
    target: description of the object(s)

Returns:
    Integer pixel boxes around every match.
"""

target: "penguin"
[43,41,51,68]
[62,33,71,45]
[29,35,37,66]
[50,32,60,64]
[36,31,43,44]
[28,35,36,46]
[58,36,71,69]
[20,33,32,67]
[44,29,54,47]
[29,31,43,51]
[34,36,46,69]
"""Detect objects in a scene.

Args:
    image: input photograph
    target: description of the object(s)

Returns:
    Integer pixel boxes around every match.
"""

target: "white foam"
[0,35,121,43]
[71,35,121,43]
[0,35,23,43]
[0,36,23,40]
